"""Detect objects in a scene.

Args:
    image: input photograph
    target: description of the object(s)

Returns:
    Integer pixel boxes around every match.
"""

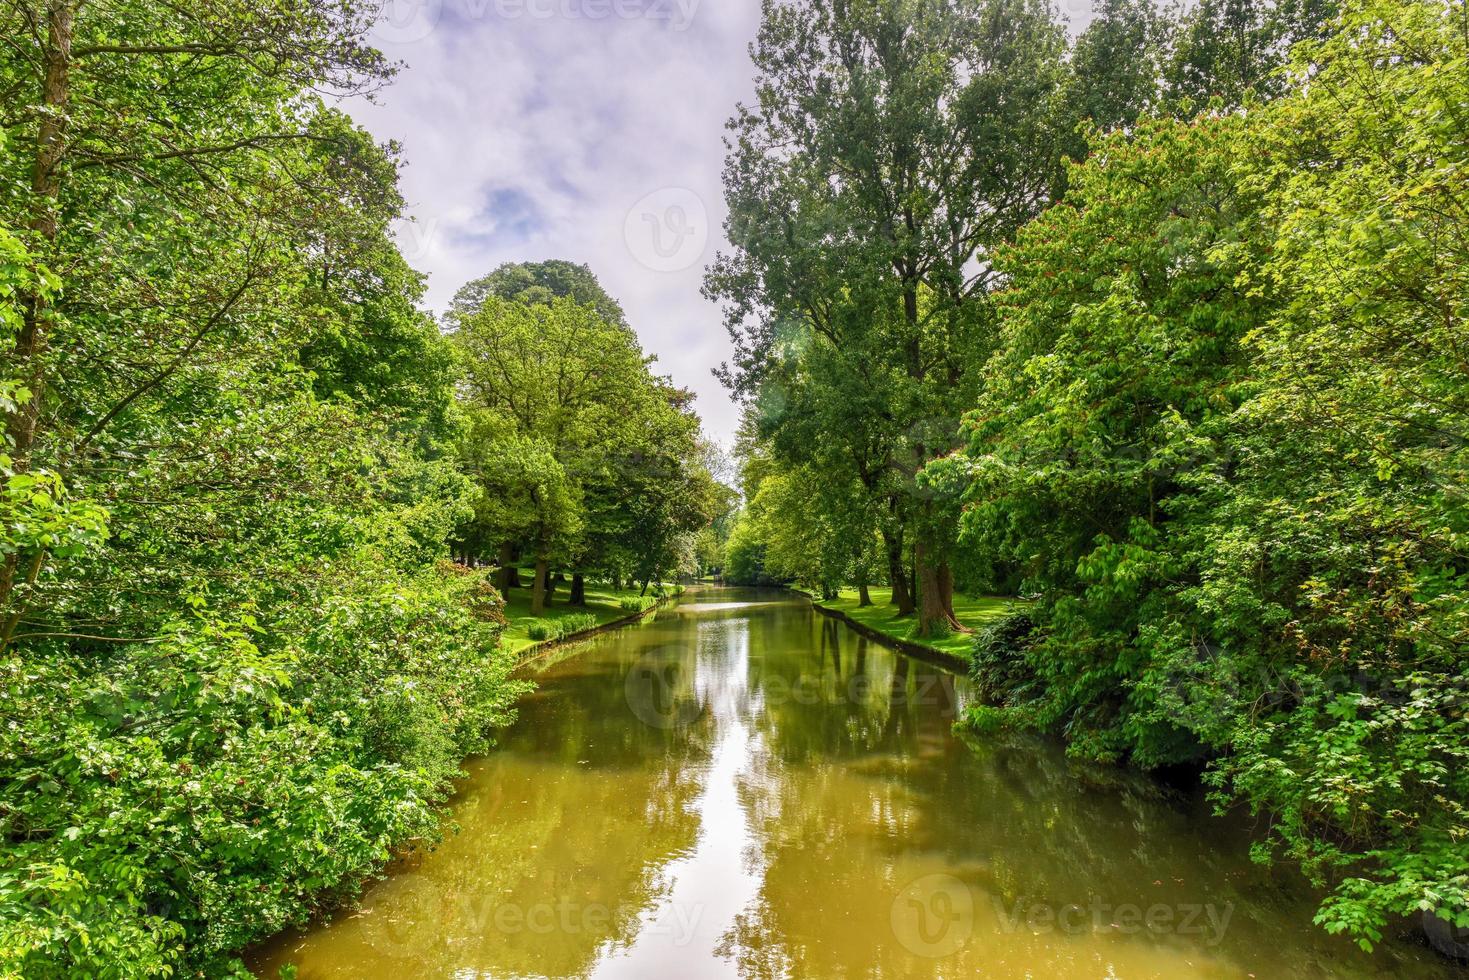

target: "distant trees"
[451,267,722,611]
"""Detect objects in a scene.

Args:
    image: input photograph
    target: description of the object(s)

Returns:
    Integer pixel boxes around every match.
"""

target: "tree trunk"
[0,2,75,648]
[569,572,586,605]
[8,0,72,467]
[531,558,550,615]
[937,560,967,631]
[544,569,557,605]
[882,528,914,615]
[915,541,965,637]
[858,581,872,607]
[496,541,516,592]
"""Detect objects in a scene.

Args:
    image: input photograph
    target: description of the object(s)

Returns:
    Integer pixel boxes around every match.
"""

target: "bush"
[524,612,601,643]
[559,613,599,635]
[968,611,1041,706]
[619,596,655,613]
[959,704,1012,735]
[0,563,528,977]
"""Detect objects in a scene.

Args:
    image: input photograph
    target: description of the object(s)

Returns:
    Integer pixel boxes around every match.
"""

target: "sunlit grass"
[499,581,668,656]
[813,587,1016,663]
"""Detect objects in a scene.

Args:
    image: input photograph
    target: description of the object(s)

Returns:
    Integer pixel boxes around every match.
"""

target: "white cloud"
[349,0,762,446]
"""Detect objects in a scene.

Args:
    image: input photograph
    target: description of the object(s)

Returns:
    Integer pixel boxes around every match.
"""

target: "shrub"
[968,611,1041,706]
[0,563,528,977]
[558,613,599,635]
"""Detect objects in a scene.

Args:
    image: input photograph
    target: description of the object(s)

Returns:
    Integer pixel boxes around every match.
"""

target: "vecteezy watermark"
[624,187,709,273]
[890,874,1236,959]
[993,895,1234,946]
[624,644,704,729]
[362,877,705,956]
[484,0,701,30]
[369,0,445,44]
[394,216,440,264]
[1423,909,1469,960]
[367,0,699,45]
[891,874,976,957]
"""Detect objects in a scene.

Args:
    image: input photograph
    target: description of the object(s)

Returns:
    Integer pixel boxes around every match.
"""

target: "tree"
[1064,0,1166,138]
[1195,0,1469,945]
[706,0,1071,634]
[449,259,629,328]
[0,3,530,974]
[453,295,652,612]
[952,0,1469,949]
[1162,0,1336,108]
[956,110,1272,763]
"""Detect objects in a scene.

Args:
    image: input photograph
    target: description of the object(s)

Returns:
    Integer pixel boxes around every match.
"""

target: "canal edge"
[511,591,677,673]
[801,592,971,672]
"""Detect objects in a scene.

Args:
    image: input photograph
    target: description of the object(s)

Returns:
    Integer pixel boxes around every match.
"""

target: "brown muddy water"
[253,587,1457,979]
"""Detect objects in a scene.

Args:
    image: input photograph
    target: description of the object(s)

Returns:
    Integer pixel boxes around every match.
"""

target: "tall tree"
[1162,0,1336,107]
[453,294,657,613]
[449,259,629,328]
[707,0,1069,634]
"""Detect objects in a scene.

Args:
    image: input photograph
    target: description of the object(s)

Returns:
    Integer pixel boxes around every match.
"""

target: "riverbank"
[500,582,679,658]
[802,587,1013,668]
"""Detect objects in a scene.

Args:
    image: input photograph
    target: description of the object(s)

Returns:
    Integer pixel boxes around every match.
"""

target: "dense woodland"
[710,0,1468,959]
[0,2,716,974]
[0,0,1465,974]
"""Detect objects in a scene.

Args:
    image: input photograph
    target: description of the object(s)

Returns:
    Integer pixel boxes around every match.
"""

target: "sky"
[353,0,1102,449]
[350,0,766,447]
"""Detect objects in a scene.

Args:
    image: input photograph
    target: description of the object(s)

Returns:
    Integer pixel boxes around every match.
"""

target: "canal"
[254,587,1452,978]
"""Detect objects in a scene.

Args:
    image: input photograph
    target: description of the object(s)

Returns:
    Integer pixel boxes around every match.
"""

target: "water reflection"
[253,588,1452,979]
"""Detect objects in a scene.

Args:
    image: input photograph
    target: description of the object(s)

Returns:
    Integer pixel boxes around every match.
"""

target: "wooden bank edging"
[805,596,971,672]
[511,593,673,672]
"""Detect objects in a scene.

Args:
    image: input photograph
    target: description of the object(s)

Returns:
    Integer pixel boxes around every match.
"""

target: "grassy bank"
[808,587,1014,663]
[499,581,673,656]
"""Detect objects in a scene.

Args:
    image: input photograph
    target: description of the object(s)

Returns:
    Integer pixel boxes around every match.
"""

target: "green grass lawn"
[499,580,668,656]
[812,587,1015,663]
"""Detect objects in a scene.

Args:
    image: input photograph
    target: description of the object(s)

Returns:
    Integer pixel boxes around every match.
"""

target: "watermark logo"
[624,645,704,729]
[993,895,1234,946]
[891,873,974,958]
[394,216,440,264]
[487,0,701,30]
[369,0,444,44]
[361,878,686,955]
[362,877,451,956]
[890,875,1236,959]
[624,187,708,272]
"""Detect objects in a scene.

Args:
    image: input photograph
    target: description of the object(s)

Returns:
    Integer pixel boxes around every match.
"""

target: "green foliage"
[951,0,1469,949]
[523,612,601,643]
[452,293,722,602]
[0,566,527,978]
[0,1,531,975]
[449,259,629,328]
[707,0,1074,631]
[1163,0,1336,108]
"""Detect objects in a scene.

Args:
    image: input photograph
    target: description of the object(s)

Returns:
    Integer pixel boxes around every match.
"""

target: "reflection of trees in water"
[261,596,1447,980]
[741,611,945,761]
[722,613,1443,980]
[255,619,720,980]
